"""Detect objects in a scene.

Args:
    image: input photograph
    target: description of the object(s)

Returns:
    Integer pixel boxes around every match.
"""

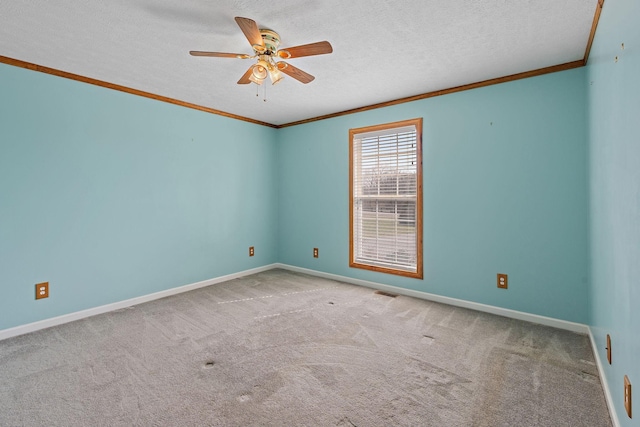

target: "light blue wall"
[278,68,589,323]
[587,0,640,424]
[0,63,278,330]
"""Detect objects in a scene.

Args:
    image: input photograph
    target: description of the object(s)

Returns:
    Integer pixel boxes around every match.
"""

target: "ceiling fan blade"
[190,51,250,59]
[235,17,265,51]
[277,41,333,59]
[237,66,254,84]
[277,62,315,84]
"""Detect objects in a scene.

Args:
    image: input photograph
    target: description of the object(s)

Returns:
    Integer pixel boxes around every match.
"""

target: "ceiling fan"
[190,17,333,86]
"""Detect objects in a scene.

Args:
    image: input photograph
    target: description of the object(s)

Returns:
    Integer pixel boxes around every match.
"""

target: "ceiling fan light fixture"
[269,68,284,85]
[252,62,268,80]
[248,73,264,85]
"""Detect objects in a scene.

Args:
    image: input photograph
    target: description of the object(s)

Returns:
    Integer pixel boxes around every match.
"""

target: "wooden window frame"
[349,118,423,279]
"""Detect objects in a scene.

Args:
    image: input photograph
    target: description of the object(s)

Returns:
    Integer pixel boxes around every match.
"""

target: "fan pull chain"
[263,83,267,102]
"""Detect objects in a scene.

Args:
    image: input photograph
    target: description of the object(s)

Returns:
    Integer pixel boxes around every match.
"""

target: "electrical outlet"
[313,248,319,258]
[497,273,508,289]
[35,282,49,300]
[624,375,632,418]
[249,246,254,257]
[606,334,612,364]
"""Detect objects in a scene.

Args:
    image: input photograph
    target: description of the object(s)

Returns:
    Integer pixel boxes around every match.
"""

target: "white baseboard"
[0,262,589,339]
[588,328,620,427]
[274,263,590,334]
[0,264,278,341]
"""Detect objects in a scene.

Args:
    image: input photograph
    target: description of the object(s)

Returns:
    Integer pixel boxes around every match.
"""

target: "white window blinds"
[350,119,422,277]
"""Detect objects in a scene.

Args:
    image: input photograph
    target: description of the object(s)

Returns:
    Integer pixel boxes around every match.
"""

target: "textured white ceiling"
[0,0,597,126]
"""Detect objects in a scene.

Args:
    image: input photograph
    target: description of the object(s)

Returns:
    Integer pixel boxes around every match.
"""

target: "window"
[349,118,423,279]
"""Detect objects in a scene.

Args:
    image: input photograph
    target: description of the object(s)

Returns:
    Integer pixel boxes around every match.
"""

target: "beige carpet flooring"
[0,269,612,426]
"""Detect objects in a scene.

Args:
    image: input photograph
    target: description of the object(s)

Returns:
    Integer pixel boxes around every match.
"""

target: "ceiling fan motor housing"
[259,29,281,55]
